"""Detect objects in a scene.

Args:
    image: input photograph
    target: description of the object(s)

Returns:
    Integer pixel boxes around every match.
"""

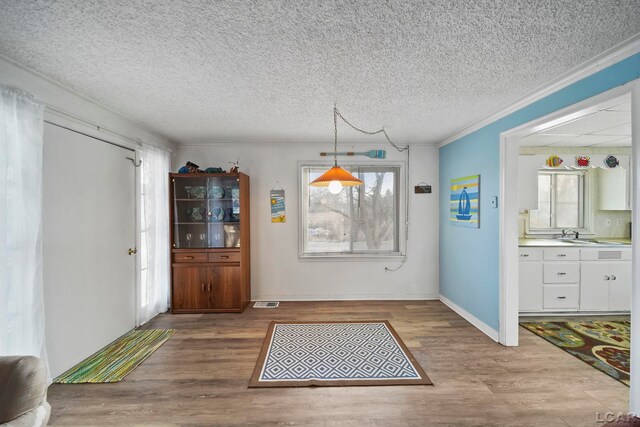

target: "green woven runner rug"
[54,329,176,383]
[520,320,629,386]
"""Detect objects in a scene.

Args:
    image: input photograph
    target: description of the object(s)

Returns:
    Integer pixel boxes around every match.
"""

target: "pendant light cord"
[333,106,411,273]
[333,107,338,166]
[334,107,409,153]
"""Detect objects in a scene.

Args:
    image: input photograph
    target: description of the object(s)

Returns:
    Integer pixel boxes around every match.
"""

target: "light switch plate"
[491,196,498,208]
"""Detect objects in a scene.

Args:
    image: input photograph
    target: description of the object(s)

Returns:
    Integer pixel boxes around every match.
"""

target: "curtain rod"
[43,119,136,153]
[44,104,174,153]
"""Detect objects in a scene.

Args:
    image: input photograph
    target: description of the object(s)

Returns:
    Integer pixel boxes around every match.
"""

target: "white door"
[518,261,542,311]
[43,124,137,378]
[580,262,610,311]
[609,262,632,311]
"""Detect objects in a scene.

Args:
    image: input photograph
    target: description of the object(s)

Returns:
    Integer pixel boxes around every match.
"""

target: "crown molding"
[438,34,640,149]
[178,139,437,148]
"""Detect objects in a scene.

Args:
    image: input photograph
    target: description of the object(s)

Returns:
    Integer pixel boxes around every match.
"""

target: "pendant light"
[309,107,364,194]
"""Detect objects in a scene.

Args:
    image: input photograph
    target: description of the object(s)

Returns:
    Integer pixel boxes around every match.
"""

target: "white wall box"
[598,167,630,211]
[518,156,540,210]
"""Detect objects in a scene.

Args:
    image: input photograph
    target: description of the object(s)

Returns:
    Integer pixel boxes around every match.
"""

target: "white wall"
[174,142,439,300]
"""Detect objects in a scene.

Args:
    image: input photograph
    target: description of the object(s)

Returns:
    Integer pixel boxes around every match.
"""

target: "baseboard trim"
[439,295,499,342]
[520,311,630,317]
[251,295,440,302]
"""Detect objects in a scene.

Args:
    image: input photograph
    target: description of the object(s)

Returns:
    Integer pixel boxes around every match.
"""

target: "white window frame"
[298,161,407,261]
[525,169,595,236]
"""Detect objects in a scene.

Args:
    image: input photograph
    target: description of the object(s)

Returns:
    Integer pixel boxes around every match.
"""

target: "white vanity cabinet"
[518,245,631,313]
[518,247,581,312]
[579,248,632,311]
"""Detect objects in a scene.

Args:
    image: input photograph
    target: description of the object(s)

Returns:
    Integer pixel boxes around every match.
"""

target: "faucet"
[561,228,579,239]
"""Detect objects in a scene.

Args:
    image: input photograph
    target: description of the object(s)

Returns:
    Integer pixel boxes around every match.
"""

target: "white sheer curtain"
[0,86,47,365]
[137,143,171,325]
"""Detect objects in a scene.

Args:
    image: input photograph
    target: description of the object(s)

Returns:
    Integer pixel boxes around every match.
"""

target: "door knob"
[610,275,616,281]
[128,248,138,255]
[604,275,610,280]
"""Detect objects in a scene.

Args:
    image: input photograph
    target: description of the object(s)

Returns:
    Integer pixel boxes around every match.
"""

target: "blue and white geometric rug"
[249,321,432,387]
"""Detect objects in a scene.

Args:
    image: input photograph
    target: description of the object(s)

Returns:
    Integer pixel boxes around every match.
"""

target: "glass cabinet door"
[173,176,241,248]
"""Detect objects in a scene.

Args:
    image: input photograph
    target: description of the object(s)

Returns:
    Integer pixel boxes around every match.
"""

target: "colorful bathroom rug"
[520,320,629,386]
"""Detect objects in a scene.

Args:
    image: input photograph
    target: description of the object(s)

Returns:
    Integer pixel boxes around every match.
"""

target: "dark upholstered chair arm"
[0,356,48,424]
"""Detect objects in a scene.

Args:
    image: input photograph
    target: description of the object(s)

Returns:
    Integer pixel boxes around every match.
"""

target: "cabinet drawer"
[580,248,631,261]
[543,262,579,283]
[173,252,208,263]
[208,251,240,263]
[543,285,579,310]
[543,248,579,261]
[519,248,542,261]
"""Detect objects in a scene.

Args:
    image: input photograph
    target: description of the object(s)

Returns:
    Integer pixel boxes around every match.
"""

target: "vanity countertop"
[518,238,631,248]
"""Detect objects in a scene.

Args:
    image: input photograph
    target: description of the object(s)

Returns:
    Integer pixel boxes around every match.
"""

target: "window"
[301,164,402,257]
[528,170,586,232]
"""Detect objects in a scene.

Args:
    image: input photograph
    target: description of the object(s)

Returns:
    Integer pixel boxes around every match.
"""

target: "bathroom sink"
[591,239,627,246]
[562,239,601,245]
[560,238,626,245]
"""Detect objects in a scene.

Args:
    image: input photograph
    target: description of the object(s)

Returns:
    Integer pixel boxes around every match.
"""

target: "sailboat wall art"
[450,175,480,228]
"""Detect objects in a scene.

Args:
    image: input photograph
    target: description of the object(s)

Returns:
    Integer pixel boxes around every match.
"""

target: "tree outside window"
[302,165,400,255]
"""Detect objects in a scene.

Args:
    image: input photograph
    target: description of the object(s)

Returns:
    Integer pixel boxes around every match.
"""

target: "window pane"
[555,174,580,228]
[306,168,350,252]
[529,174,551,229]
[351,170,396,251]
[528,171,584,231]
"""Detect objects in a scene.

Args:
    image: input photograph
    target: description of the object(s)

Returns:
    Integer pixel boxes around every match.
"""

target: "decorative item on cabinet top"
[604,155,619,168]
[545,155,563,167]
[177,161,226,174]
[576,156,590,167]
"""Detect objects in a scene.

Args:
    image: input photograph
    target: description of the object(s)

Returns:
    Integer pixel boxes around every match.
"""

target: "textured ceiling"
[0,1,639,144]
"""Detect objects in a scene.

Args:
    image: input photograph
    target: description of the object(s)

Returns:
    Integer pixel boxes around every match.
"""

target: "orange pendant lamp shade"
[309,165,363,187]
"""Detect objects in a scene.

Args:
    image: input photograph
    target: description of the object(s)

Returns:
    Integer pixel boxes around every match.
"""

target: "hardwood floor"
[47,301,629,426]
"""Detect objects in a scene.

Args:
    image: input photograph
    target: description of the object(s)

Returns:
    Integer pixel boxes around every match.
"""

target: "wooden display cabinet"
[170,173,250,313]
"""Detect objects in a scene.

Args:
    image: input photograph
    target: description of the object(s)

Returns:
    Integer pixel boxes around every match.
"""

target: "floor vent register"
[253,301,280,308]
